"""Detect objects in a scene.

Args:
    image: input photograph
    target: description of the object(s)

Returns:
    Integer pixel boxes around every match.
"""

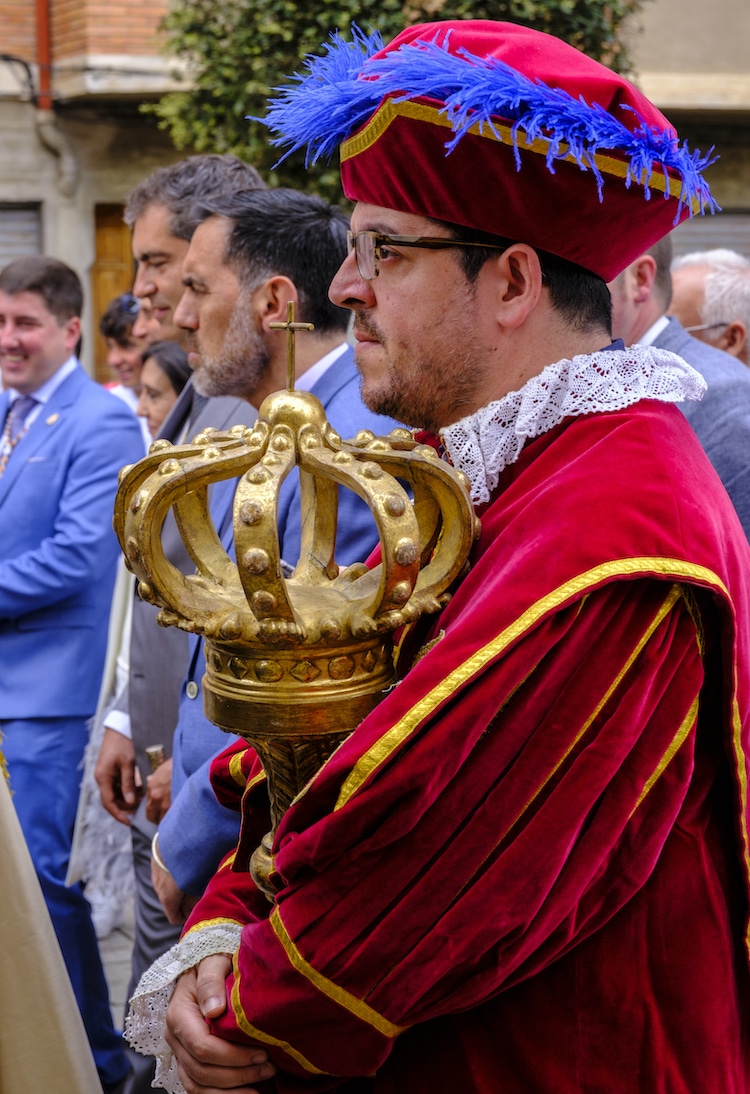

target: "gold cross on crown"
[269,301,315,390]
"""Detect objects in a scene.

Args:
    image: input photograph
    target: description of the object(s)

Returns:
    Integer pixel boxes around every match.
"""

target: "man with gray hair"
[124,154,265,350]
[670,247,750,367]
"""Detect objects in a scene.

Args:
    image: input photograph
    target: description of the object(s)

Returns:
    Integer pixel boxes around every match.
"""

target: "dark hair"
[0,255,82,322]
[646,235,673,311]
[142,339,191,395]
[99,292,140,342]
[433,219,612,336]
[124,155,266,241]
[186,188,351,334]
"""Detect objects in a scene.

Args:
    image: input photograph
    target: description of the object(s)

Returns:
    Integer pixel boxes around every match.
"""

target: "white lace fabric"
[441,346,707,505]
[125,920,244,1094]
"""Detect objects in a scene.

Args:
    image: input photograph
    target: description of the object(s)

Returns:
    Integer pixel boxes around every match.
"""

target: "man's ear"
[493,244,543,330]
[630,255,657,303]
[63,316,81,353]
[255,276,298,332]
[717,320,747,360]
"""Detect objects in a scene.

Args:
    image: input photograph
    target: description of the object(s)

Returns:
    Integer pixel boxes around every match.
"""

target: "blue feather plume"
[259,25,716,216]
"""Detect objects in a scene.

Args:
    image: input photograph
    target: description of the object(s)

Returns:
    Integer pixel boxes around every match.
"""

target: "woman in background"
[137,340,191,438]
[100,292,151,449]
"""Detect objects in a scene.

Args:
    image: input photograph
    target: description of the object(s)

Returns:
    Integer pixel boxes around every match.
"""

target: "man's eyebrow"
[182,273,207,290]
[136,250,171,263]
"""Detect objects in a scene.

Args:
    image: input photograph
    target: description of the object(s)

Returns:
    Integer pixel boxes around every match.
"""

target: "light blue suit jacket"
[0,365,144,719]
[159,346,402,890]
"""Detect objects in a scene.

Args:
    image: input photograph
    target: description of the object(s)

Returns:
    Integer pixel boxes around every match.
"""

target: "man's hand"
[146,756,173,823]
[165,958,276,1092]
[95,726,141,824]
[151,850,198,926]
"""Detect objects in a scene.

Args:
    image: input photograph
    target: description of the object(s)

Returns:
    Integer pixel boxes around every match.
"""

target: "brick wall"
[0,0,170,66]
[1,2,36,61]
[52,0,170,58]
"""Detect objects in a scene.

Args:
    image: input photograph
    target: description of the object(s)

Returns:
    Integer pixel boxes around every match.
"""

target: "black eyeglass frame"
[346,230,509,280]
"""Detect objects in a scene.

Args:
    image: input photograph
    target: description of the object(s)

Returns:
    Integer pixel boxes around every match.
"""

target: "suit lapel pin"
[46,413,60,425]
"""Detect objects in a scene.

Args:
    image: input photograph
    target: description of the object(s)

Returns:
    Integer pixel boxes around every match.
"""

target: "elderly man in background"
[670,247,750,366]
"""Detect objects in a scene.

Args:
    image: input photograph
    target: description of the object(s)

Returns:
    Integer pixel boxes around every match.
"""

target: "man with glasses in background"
[670,247,750,367]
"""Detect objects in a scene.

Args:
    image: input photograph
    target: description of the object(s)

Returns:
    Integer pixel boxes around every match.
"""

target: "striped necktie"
[9,395,37,439]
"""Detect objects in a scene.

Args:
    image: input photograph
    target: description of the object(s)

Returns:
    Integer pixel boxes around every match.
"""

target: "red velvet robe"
[185,400,750,1092]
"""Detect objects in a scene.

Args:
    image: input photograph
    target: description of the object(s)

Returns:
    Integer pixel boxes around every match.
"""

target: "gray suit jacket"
[654,316,750,541]
[115,378,257,793]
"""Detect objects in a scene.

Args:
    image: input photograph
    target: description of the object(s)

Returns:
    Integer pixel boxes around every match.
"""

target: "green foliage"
[145,0,648,200]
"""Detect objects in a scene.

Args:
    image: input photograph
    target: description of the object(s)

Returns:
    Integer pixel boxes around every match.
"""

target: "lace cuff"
[124,920,244,1094]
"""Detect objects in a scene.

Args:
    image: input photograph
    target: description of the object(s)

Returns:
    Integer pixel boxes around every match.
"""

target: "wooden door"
[91,204,134,384]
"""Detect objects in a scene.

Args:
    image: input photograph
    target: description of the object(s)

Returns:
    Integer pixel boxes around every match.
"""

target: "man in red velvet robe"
[126,20,750,1094]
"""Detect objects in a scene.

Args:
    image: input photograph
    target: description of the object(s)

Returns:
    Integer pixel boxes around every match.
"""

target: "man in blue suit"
[610,235,750,540]
[0,256,144,1093]
[148,188,401,922]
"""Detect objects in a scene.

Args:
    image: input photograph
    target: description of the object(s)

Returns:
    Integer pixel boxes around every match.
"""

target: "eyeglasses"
[346,230,509,280]
[684,321,729,333]
[117,293,141,316]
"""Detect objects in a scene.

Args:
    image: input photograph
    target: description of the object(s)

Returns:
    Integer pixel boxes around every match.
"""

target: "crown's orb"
[259,387,328,432]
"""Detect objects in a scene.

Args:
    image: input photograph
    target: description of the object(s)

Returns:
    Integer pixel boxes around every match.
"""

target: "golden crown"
[113,315,478,895]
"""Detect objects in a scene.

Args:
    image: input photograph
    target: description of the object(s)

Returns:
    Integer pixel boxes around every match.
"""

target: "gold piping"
[340,99,697,210]
[730,693,750,953]
[628,694,700,818]
[181,916,243,939]
[506,584,682,837]
[230,958,328,1075]
[335,558,729,810]
[271,906,406,1038]
[229,748,250,787]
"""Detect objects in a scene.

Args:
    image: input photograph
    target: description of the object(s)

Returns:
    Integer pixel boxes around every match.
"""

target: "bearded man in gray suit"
[610,234,750,539]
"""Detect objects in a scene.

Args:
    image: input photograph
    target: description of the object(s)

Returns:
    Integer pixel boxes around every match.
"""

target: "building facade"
[0,0,182,379]
[630,0,750,257]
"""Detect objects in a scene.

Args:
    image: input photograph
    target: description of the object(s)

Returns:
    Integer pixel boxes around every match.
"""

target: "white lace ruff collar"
[441,345,706,505]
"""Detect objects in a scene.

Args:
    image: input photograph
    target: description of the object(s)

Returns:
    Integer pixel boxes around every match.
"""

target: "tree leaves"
[144,0,648,201]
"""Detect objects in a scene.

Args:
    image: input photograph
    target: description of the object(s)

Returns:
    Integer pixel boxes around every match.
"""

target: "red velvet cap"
[334,21,713,281]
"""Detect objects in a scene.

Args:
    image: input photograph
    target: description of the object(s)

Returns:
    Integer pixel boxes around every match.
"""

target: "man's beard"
[193,299,270,399]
